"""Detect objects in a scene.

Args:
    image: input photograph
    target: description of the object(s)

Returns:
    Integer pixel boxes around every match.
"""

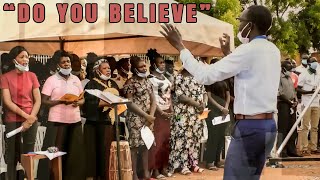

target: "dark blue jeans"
[223,119,276,180]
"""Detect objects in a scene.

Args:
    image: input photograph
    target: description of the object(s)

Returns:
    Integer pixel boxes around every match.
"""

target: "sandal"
[161,169,173,177]
[192,166,204,173]
[207,163,219,171]
[180,167,192,175]
[166,172,173,177]
[215,162,225,168]
[155,174,166,179]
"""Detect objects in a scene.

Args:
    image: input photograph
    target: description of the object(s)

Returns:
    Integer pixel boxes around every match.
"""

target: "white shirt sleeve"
[297,73,306,87]
[179,45,251,85]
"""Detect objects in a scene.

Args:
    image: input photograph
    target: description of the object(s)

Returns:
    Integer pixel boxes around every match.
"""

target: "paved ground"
[170,155,320,180]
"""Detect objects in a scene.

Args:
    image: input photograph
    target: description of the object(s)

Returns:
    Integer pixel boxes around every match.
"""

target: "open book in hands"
[85,89,129,104]
[59,92,84,102]
[85,89,130,124]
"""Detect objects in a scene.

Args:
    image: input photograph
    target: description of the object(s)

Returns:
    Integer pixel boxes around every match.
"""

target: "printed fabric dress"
[169,74,206,171]
[123,77,153,148]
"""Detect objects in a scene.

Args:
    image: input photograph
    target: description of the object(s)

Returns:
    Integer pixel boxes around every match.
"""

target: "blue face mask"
[302,59,308,65]
[310,62,318,70]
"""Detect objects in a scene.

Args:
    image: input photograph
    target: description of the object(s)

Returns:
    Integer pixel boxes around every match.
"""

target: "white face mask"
[301,59,308,65]
[121,67,129,74]
[14,59,29,72]
[98,70,111,80]
[310,62,318,70]
[165,71,173,76]
[135,68,148,78]
[100,74,111,80]
[59,66,72,75]
[154,64,165,74]
[237,23,252,44]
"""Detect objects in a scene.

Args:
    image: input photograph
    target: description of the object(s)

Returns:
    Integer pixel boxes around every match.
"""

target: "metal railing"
[276,85,320,157]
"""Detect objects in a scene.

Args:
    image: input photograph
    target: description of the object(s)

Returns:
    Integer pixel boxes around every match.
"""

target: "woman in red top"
[0,46,41,180]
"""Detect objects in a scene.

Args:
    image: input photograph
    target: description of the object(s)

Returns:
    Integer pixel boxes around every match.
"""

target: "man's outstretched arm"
[160,24,249,85]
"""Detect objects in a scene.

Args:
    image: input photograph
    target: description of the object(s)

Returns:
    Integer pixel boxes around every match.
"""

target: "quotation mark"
[199,3,211,11]
[3,3,15,11]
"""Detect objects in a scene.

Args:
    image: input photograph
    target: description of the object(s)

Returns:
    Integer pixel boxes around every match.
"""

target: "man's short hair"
[247,5,272,35]
[309,57,317,63]
[281,59,292,68]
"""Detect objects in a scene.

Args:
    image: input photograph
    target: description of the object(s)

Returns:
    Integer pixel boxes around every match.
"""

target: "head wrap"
[93,59,109,72]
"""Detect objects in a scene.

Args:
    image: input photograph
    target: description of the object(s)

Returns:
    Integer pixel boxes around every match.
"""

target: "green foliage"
[298,0,320,52]
[176,0,214,16]
[178,0,320,55]
[213,0,242,46]
[213,0,242,17]
[265,0,320,56]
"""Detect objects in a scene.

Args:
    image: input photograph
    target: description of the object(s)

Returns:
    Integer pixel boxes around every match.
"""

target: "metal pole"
[114,104,122,180]
[276,85,320,157]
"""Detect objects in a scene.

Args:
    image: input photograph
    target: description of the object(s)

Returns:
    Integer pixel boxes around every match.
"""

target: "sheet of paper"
[212,114,231,126]
[34,151,67,160]
[198,108,210,120]
[6,126,23,138]
[85,89,105,100]
[140,126,155,150]
[86,89,129,104]
[100,91,130,103]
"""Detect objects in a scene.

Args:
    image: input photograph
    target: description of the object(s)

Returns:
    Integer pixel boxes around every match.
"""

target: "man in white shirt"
[314,57,320,73]
[297,58,320,155]
[161,5,280,180]
[296,54,309,75]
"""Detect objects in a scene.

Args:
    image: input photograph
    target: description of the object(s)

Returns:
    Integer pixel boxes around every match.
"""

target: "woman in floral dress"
[123,56,157,180]
[169,68,206,175]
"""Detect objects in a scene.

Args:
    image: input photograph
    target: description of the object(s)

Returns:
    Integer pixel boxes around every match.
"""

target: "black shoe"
[280,152,289,158]
[287,152,303,157]
[17,170,26,180]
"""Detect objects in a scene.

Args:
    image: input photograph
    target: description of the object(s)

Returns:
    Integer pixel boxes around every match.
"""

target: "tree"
[296,0,320,52]
[212,0,242,43]
[178,0,320,56]
[175,0,214,16]
[265,0,320,56]
[264,0,305,57]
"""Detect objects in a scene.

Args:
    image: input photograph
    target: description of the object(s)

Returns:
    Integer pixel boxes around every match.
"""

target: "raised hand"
[219,33,231,56]
[160,24,185,51]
